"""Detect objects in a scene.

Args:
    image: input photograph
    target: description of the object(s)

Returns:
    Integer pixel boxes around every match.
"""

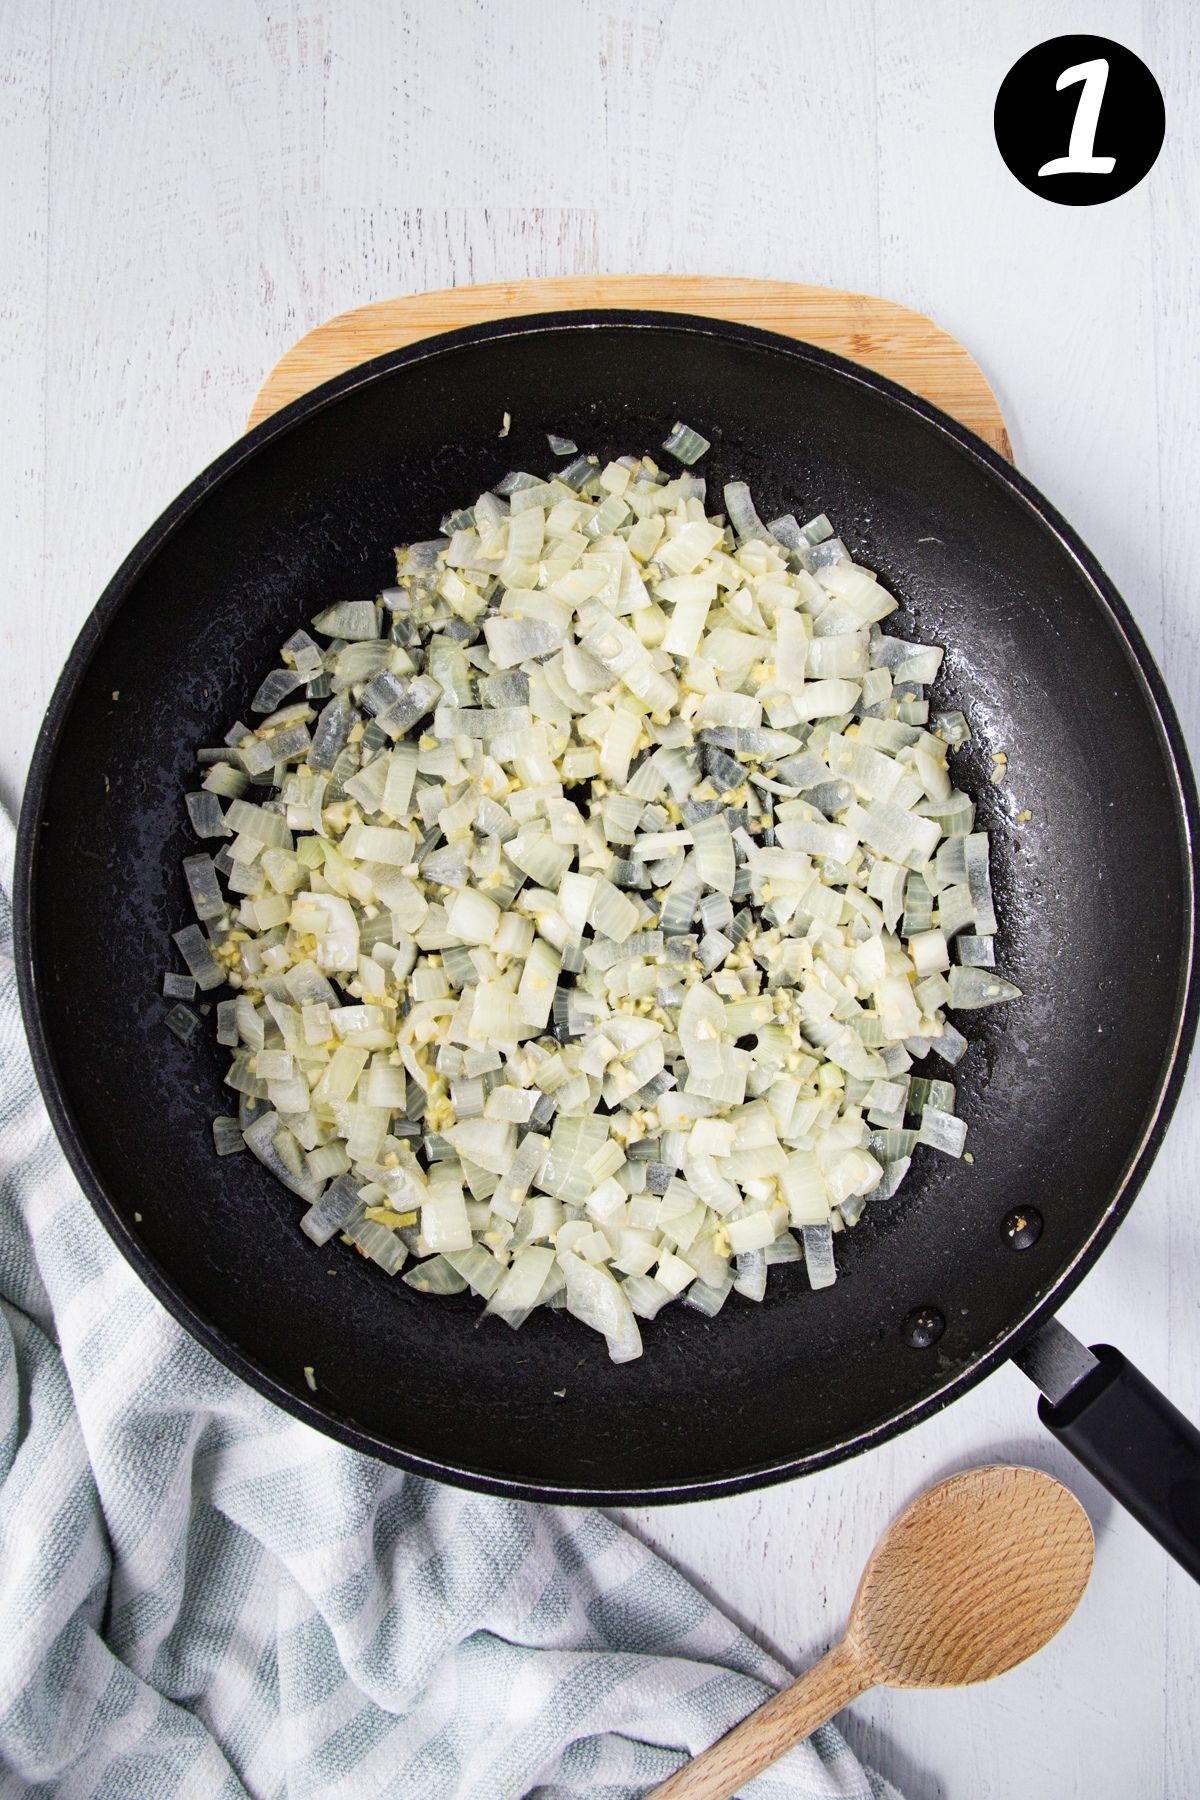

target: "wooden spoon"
[649,1465,1093,1800]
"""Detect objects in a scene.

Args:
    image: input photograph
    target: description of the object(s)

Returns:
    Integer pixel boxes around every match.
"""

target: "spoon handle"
[647,1638,869,1800]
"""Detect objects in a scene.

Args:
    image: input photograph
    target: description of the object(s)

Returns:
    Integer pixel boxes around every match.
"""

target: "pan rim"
[14,308,1200,1504]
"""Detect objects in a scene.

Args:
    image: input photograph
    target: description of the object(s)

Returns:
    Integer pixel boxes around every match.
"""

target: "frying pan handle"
[1036,1343,1200,1582]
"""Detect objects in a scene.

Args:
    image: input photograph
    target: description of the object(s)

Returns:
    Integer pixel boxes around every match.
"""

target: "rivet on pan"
[902,1306,946,1350]
[1001,1208,1043,1250]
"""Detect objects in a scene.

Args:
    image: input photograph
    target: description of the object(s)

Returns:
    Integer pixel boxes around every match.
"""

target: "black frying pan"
[14,314,1200,1570]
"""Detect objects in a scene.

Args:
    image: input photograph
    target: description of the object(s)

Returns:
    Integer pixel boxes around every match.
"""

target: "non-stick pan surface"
[15,314,1198,1503]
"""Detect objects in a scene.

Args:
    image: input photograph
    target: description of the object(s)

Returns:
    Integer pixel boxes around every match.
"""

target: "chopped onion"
[185,791,231,839]
[662,421,711,465]
[164,1003,200,1043]
[312,601,379,640]
[917,1106,969,1157]
[172,924,225,992]
[802,1222,836,1290]
[947,967,1022,1009]
[723,481,771,543]
[177,435,1017,1359]
[964,831,999,935]
[252,667,306,713]
[299,1175,366,1245]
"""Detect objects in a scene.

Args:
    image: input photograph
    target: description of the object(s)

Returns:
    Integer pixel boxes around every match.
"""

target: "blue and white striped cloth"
[0,811,898,1800]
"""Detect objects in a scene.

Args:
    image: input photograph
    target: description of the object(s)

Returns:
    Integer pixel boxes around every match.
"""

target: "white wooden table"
[3,2,1196,1793]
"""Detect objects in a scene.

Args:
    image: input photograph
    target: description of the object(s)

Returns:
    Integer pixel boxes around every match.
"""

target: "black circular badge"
[994,35,1165,205]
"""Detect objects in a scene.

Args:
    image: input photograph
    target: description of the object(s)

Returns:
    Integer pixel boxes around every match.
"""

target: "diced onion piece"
[723,481,771,542]
[446,887,501,946]
[662,421,711,464]
[561,1252,643,1362]
[917,1107,968,1157]
[421,1166,473,1252]
[802,1222,837,1290]
[244,1111,325,1203]
[173,924,225,992]
[164,1003,201,1042]
[312,601,379,639]
[300,1176,365,1245]
[691,813,735,896]
[947,967,1022,1009]
[725,1211,775,1254]
[964,832,999,935]
[908,929,950,976]
[679,982,726,1079]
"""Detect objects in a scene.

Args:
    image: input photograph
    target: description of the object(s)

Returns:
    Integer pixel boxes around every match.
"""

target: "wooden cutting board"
[248,274,1012,460]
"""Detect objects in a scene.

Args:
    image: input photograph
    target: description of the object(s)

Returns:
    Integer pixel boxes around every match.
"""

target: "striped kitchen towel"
[0,811,897,1800]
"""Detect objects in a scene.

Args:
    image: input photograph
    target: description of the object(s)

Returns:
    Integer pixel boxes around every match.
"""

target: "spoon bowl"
[851,1464,1094,1688]
[650,1465,1094,1800]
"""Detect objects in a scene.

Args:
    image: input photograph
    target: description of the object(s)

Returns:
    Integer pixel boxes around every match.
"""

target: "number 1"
[1037,58,1116,177]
